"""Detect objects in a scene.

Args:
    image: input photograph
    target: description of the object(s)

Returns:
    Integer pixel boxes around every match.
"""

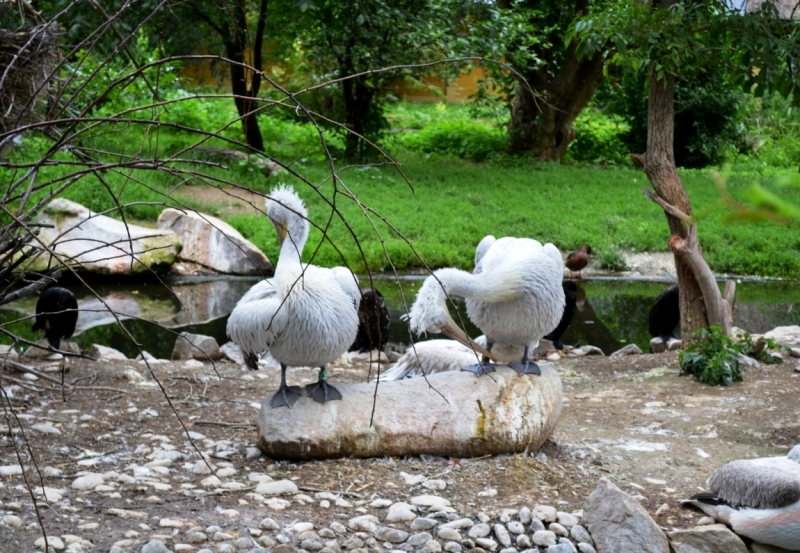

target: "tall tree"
[184,0,269,152]
[499,0,612,160]
[572,0,800,342]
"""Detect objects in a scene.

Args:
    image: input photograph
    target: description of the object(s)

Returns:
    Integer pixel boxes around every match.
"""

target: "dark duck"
[32,286,78,349]
[349,287,391,353]
[648,283,680,343]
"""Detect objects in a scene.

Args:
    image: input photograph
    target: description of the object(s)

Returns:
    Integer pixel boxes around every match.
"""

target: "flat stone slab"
[257,365,562,460]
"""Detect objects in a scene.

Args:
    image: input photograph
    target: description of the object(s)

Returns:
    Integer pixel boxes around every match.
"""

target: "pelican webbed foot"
[269,384,303,408]
[462,361,497,376]
[508,359,541,376]
[304,366,343,404]
[508,345,540,376]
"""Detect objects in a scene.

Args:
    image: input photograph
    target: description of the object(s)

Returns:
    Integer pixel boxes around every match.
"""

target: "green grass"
[3,100,799,278]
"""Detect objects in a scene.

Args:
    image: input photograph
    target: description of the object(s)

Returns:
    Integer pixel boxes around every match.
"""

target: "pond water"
[1,275,798,359]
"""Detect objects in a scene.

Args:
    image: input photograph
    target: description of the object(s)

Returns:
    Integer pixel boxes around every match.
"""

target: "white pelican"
[225,186,360,408]
[682,445,800,550]
[377,336,525,381]
[408,235,564,376]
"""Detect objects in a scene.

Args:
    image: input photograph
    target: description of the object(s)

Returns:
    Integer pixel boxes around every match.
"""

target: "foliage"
[596,65,748,168]
[734,93,800,169]
[679,326,787,386]
[397,120,507,162]
[679,326,744,386]
[594,244,627,271]
[565,107,631,165]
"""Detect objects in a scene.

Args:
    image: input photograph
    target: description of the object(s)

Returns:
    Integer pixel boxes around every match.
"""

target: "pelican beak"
[441,309,498,362]
[277,221,288,246]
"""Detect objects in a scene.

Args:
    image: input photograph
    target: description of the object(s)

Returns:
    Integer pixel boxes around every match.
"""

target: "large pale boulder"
[166,279,254,327]
[257,365,562,460]
[24,199,180,274]
[764,326,800,348]
[157,208,272,276]
[582,478,669,553]
[668,524,748,553]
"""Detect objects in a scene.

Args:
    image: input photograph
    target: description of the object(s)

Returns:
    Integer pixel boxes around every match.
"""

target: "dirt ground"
[2,347,799,552]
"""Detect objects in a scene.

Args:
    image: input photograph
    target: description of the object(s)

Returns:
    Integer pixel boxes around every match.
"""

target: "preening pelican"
[648,283,680,343]
[378,336,524,381]
[225,186,360,408]
[681,446,800,550]
[408,235,564,376]
[565,244,591,280]
[349,287,391,353]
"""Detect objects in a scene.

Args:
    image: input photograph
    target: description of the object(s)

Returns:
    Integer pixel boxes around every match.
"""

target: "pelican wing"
[331,267,361,311]
[708,459,800,509]
[226,280,288,368]
[378,339,481,381]
[474,235,496,272]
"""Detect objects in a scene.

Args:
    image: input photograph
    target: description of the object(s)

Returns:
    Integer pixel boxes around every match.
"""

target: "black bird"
[544,281,578,350]
[349,287,391,353]
[32,286,78,349]
[648,283,680,343]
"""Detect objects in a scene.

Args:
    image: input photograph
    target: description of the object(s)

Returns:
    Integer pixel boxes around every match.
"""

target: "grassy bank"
[3,100,799,278]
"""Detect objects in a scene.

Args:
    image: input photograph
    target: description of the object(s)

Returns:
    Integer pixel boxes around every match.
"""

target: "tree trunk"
[508,22,606,160]
[342,74,375,161]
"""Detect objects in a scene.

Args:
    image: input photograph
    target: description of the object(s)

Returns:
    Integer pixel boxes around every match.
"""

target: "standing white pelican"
[682,445,800,550]
[226,186,360,408]
[408,235,564,376]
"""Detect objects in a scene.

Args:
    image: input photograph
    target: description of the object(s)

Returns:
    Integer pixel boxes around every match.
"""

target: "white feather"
[226,186,360,370]
[408,236,565,350]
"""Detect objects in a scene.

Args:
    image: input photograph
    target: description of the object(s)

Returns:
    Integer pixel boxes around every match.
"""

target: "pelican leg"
[508,345,541,376]
[270,364,303,409]
[462,337,497,376]
[305,366,343,404]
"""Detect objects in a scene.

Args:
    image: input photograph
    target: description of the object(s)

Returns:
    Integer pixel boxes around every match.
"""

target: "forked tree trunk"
[633,73,735,342]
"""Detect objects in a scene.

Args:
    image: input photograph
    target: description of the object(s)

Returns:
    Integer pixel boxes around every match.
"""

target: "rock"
[157,207,272,275]
[610,344,642,357]
[25,198,179,275]
[88,344,127,360]
[649,337,667,354]
[412,494,452,507]
[172,332,221,360]
[71,473,104,490]
[569,525,592,544]
[667,338,682,351]
[141,540,172,553]
[255,479,297,495]
[469,524,491,539]
[577,545,597,553]
[35,536,65,550]
[576,345,604,356]
[532,531,556,548]
[423,479,447,491]
[387,502,417,522]
[410,518,438,531]
[532,505,557,523]
[258,366,562,460]
[547,544,576,553]
[0,345,19,360]
[493,525,511,547]
[764,325,800,347]
[475,539,497,552]
[582,477,669,553]
[557,512,579,528]
[506,521,524,534]
[437,528,463,542]
[0,464,23,476]
[348,515,380,533]
[668,524,748,553]
[375,528,410,543]
[751,543,798,553]
[220,342,244,364]
[441,518,474,529]
[2,514,22,528]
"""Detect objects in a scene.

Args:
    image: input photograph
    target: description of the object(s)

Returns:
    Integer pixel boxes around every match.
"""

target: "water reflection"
[1,276,798,359]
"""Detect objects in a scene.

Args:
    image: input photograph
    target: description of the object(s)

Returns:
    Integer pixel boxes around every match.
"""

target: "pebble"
[569,525,592,544]
[529,519,545,532]
[141,540,172,553]
[410,494,451,507]
[348,515,380,533]
[31,423,61,434]
[476,538,498,552]
[407,533,433,547]
[294,522,315,533]
[493,525,511,547]
[35,536,65,550]
[518,507,531,525]
[515,534,531,549]
[548,543,576,553]
[370,498,392,508]
[441,518,474,529]
[375,528,410,543]
[556,512,579,527]
[506,521,524,534]
[576,544,596,553]
[2,514,22,528]
[549,523,568,537]
[426,540,443,553]
[330,522,348,535]
[532,530,557,547]
[422,479,447,491]
[410,518,438,531]
[259,518,280,531]
[477,489,497,497]
[184,531,207,543]
[444,542,462,553]
[255,479,298,495]
[468,523,490,539]
[401,472,428,485]
[0,465,23,476]
[532,505,557,523]
[437,528,462,541]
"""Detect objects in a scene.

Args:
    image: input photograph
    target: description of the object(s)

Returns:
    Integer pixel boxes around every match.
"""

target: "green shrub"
[594,244,627,271]
[566,108,631,165]
[679,326,785,386]
[398,120,507,162]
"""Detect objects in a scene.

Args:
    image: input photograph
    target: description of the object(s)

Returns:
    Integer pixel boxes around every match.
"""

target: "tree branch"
[642,187,692,225]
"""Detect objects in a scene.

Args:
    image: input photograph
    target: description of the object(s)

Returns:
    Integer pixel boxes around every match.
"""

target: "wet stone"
[444,542,462,553]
